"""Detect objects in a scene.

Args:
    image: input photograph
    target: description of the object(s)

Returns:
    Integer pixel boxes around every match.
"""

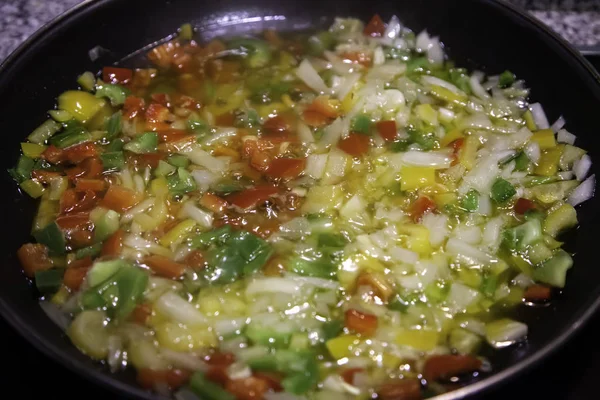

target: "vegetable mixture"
[11,15,595,400]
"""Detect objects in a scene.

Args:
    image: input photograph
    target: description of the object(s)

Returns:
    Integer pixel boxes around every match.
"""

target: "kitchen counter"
[0,0,599,61]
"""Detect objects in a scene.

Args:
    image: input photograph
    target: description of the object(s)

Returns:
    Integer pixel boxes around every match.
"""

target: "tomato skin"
[364,14,386,37]
[17,243,53,277]
[63,256,93,290]
[183,250,207,270]
[41,145,64,164]
[131,303,152,325]
[103,66,133,84]
[75,178,106,192]
[376,120,398,142]
[143,254,187,279]
[60,189,99,214]
[377,379,423,400]
[123,96,145,119]
[225,376,270,400]
[101,185,142,212]
[524,284,552,302]
[410,196,436,222]
[303,96,338,127]
[341,368,364,385]
[200,193,228,214]
[422,354,482,382]
[514,197,536,214]
[56,212,90,230]
[345,309,378,336]
[338,133,370,156]
[136,368,191,390]
[265,158,306,179]
[62,142,98,164]
[101,229,124,257]
[226,185,280,209]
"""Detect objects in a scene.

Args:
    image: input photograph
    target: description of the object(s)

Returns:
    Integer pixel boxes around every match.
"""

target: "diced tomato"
[514,197,536,215]
[410,196,436,223]
[212,145,240,161]
[341,368,364,385]
[127,152,165,169]
[62,142,98,164]
[205,351,236,367]
[303,96,338,127]
[345,309,378,336]
[147,40,180,69]
[183,250,206,270]
[151,93,170,107]
[75,178,106,192]
[130,69,157,89]
[338,133,370,156]
[103,66,133,84]
[157,129,190,143]
[145,103,170,124]
[364,14,386,37]
[263,115,292,136]
[101,229,124,257]
[143,255,187,279]
[206,366,229,386]
[524,284,552,302]
[123,96,145,119]
[101,185,142,212]
[65,164,86,180]
[131,303,152,325]
[422,355,482,382]
[449,138,465,166]
[200,193,228,214]
[60,189,99,214]
[206,59,241,84]
[227,185,280,209]
[17,243,53,277]
[376,120,398,142]
[265,157,306,179]
[69,228,95,248]
[56,212,90,230]
[171,93,200,110]
[80,157,103,179]
[63,256,93,290]
[215,112,235,127]
[137,368,191,390]
[377,379,423,400]
[250,151,273,172]
[225,376,270,400]
[41,145,64,164]
[31,170,62,184]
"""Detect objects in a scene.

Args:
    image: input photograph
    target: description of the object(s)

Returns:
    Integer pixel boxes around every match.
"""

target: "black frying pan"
[1,0,599,399]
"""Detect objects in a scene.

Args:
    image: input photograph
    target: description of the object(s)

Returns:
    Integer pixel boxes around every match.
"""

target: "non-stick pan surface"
[0,0,599,399]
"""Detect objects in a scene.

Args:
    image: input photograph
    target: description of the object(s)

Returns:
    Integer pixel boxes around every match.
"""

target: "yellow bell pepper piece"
[326,335,361,360]
[434,192,458,207]
[159,218,197,247]
[257,102,287,119]
[531,129,556,149]
[281,94,294,108]
[523,110,537,131]
[534,146,563,176]
[20,179,45,198]
[50,285,70,306]
[155,322,217,352]
[150,177,169,197]
[57,90,105,123]
[440,128,464,147]
[459,135,480,170]
[415,104,438,126]
[395,329,439,351]
[382,352,402,369]
[398,224,431,255]
[429,85,467,107]
[400,166,436,191]
[21,142,47,158]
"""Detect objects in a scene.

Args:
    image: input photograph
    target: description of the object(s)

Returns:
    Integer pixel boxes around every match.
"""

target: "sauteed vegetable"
[10,15,595,399]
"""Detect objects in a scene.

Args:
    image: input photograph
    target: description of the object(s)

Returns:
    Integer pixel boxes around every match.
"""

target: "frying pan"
[0,0,599,398]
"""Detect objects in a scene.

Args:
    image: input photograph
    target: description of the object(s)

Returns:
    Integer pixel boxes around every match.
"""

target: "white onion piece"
[381,15,402,46]
[470,74,490,99]
[154,291,207,324]
[107,336,123,372]
[574,154,592,181]
[334,73,361,100]
[446,238,496,264]
[279,217,311,239]
[568,174,595,206]
[557,128,576,145]
[304,154,328,179]
[179,146,228,174]
[285,274,340,290]
[121,198,155,223]
[373,47,385,65]
[324,51,355,75]
[513,273,535,289]
[477,194,492,216]
[559,171,574,181]
[388,246,419,264]
[161,348,208,371]
[415,30,432,52]
[318,117,344,150]
[524,141,541,164]
[427,37,444,65]
[529,103,549,129]
[202,127,237,146]
[181,201,213,228]
[296,59,329,93]
[550,115,566,132]
[246,277,301,296]
[401,150,452,168]
[323,375,361,395]
[421,75,463,94]
[421,213,449,247]
[438,107,456,122]
[191,169,218,192]
[296,121,314,144]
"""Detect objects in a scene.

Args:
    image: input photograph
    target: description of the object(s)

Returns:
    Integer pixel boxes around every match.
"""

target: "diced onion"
[557,128,576,145]
[154,291,207,324]
[191,169,219,192]
[400,150,452,168]
[161,348,208,371]
[297,121,314,144]
[446,238,495,264]
[202,127,237,146]
[296,59,329,93]
[421,75,463,94]
[381,15,402,46]
[179,146,228,174]
[573,154,592,181]
[568,174,595,206]
[470,74,490,99]
[121,198,155,223]
[388,246,419,264]
[180,201,213,228]
[529,103,549,129]
[551,116,566,132]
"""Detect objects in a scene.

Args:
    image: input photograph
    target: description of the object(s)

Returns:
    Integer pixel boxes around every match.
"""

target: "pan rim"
[0,0,599,399]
